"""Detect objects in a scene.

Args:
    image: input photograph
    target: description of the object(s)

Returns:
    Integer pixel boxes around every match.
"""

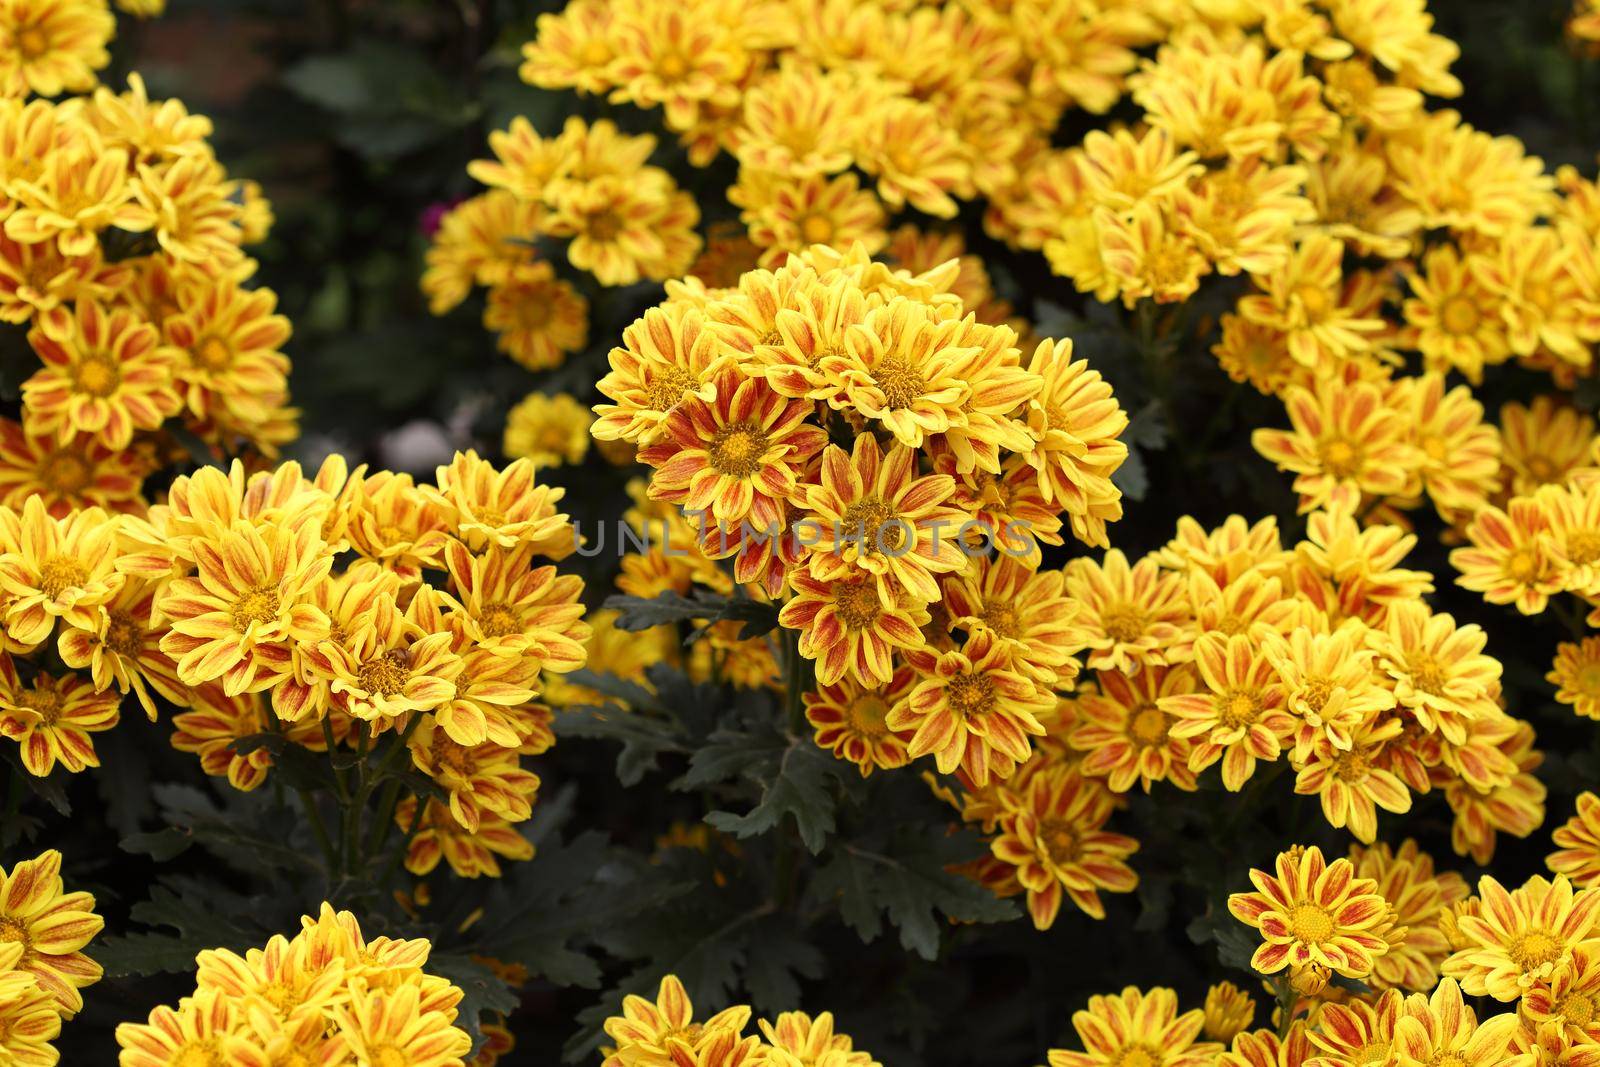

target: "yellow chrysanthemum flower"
[0,0,113,99]
[22,298,180,450]
[0,848,101,1017]
[1046,986,1217,1067]
[1442,874,1600,1001]
[1202,981,1256,1044]
[484,262,589,372]
[1228,844,1393,981]
[1550,793,1600,891]
[504,391,593,468]
[889,629,1052,786]
[0,665,117,776]
[1549,638,1600,722]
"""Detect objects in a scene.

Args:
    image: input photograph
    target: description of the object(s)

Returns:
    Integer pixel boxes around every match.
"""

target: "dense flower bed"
[8,0,1600,1064]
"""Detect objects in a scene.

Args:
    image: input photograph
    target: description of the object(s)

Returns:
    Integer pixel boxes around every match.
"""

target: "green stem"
[343,728,372,876]
[322,717,349,803]
[1554,594,1589,642]
[377,793,428,888]
[297,789,339,875]
[1274,977,1297,1039]
[782,625,806,734]
[366,715,425,856]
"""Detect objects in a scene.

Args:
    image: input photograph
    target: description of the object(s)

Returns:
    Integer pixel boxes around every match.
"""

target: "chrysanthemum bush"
[16,0,1600,1064]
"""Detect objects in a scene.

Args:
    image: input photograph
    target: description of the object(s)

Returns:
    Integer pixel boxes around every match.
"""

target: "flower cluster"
[1429,405,1600,738]
[1,0,165,100]
[115,904,474,1066]
[937,502,1540,931]
[1046,978,1526,1067]
[424,113,701,362]
[597,242,1127,790]
[520,0,1167,263]
[0,849,102,1066]
[600,974,880,1067]
[0,66,293,512]
[0,452,589,881]
[1216,842,1600,1067]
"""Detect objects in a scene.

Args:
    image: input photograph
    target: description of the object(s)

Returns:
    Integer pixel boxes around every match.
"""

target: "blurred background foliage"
[48,0,1600,1062]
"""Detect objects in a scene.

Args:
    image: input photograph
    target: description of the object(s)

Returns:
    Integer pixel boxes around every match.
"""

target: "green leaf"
[475,832,694,989]
[93,931,213,978]
[603,591,780,641]
[426,954,520,1056]
[683,729,844,852]
[555,705,686,787]
[120,828,192,862]
[740,914,823,1013]
[810,828,1017,959]
[282,55,373,112]
[97,881,269,977]
[128,784,322,875]
[1186,900,1259,976]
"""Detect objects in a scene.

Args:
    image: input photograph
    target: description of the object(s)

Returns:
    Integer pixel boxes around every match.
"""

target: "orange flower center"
[104,610,144,657]
[230,584,281,632]
[1557,991,1596,1027]
[870,357,927,411]
[833,581,882,630]
[1525,455,1557,483]
[20,687,63,727]
[38,555,88,598]
[1575,663,1600,696]
[1331,747,1372,782]
[432,733,478,778]
[40,447,92,495]
[708,421,769,477]
[0,917,28,958]
[839,498,903,553]
[1288,902,1334,944]
[15,27,48,59]
[1318,436,1363,478]
[799,213,835,244]
[171,1039,223,1067]
[1568,531,1600,566]
[477,603,522,638]
[1294,283,1332,322]
[1300,676,1333,715]
[367,1048,409,1067]
[1216,687,1261,728]
[1505,547,1545,584]
[514,296,554,332]
[1509,928,1564,971]
[947,671,996,718]
[656,51,689,79]
[646,366,698,412]
[1128,705,1168,746]
[196,336,234,370]
[1100,603,1148,643]
[1439,296,1480,335]
[1406,651,1447,695]
[1038,818,1081,866]
[588,209,625,242]
[1142,238,1194,290]
[846,693,890,739]
[358,649,412,697]
[982,603,1020,639]
[72,354,121,398]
